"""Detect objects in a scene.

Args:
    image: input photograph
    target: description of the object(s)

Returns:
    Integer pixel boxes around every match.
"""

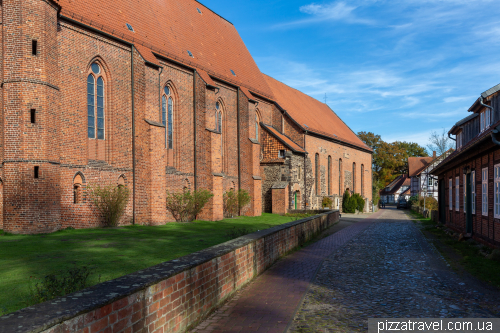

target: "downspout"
[158,67,163,119]
[193,70,197,191]
[480,96,500,146]
[304,131,307,210]
[448,133,456,141]
[491,125,500,146]
[237,88,241,214]
[131,45,136,224]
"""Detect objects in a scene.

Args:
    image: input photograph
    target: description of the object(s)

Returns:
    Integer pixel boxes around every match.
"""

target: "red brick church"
[1,0,372,234]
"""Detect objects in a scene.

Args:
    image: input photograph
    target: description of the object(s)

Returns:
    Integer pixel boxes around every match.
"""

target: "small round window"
[164,86,170,95]
[91,63,101,75]
[216,102,220,110]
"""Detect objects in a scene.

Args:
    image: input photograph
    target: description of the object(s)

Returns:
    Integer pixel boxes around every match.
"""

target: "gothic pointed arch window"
[315,153,320,195]
[87,63,105,140]
[361,164,364,196]
[328,156,332,196]
[162,86,174,149]
[216,102,222,132]
[255,111,260,141]
[339,158,343,194]
[353,162,356,193]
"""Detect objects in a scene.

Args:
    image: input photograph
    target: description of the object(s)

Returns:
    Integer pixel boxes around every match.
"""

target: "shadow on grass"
[409,209,500,290]
[0,213,299,315]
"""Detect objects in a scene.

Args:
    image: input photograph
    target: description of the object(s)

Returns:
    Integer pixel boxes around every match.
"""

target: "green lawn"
[0,213,297,315]
[408,210,500,289]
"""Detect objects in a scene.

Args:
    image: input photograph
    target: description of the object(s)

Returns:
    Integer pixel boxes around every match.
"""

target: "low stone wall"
[1,210,340,333]
[287,209,332,215]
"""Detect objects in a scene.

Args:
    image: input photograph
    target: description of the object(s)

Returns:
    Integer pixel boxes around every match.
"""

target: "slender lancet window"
[455,177,459,212]
[87,75,95,138]
[339,159,343,194]
[255,113,259,141]
[328,156,332,196]
[361,165,364,196]
[163,86,173,149]
[88,63,104,140]
[315,154,320,195]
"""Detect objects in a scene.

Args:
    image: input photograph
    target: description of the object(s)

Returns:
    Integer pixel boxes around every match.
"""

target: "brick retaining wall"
[0,210,339,333]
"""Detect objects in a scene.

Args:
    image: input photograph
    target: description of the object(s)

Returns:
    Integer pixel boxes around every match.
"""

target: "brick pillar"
[3,0,62,233]
[272,184,289,215]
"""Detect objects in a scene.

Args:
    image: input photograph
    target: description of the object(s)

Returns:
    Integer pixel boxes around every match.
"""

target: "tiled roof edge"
[59,10,274,101]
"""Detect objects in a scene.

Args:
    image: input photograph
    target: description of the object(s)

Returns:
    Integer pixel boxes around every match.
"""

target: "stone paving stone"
[290,208,500,332]
[190,212,381,332]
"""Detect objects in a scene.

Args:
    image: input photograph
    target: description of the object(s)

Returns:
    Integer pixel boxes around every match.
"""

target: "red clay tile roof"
[262,75,371,152]
[261,124,306,154]
[408,157,433,177]
[135,44,160,67]
[196,68,217,88]
[58,0,274,99]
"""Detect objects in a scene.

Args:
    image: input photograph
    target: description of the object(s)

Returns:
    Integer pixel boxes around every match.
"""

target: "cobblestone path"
[190,212,382,333]
[290,208,500,332]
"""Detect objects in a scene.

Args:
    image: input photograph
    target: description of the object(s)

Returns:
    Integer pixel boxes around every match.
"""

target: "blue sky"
[202,0,500,148]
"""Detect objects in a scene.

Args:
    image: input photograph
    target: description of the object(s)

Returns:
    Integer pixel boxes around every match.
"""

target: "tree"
[427,129,454,156]
[357,131,429,190]
[357,131,382,152]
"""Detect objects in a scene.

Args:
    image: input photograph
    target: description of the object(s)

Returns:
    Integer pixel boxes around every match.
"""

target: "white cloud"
[272,1,375,28]
[443,96,474,103]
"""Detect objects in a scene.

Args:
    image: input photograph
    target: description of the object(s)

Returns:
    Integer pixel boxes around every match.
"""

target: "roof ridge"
[262,73,371,151]
[194,0,233,25]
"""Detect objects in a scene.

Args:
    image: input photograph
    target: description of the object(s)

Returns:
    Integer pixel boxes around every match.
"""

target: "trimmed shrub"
[419,196,438,211]
[408,195,418,209]
[88,184,130,227]
[223,189,251,218]
[166,189,213,222]
[342,190,356,213]
[352,193,365,212]
[322,197,333,209]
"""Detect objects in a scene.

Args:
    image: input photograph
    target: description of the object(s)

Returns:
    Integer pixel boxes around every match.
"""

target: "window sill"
[249,138,260,144]
[206,128,221,134]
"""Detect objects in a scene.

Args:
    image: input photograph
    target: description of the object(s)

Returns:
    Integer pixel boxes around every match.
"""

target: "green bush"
[223,189,251,218]
[322,197,333,209]
[408,195,418,208]
[166,189,214,222]
[419,196,438,211]
[352,193,365,212]
[88,184,130,227]
[26,266,97,305]
[342,190,356,213]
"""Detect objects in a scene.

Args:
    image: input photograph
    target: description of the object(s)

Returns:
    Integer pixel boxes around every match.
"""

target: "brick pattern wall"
[439,141,500,248]
[306,135,372,210]
[4,211,340,333]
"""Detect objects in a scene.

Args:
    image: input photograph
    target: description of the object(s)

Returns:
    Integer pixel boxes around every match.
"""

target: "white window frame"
[457,132,462,149]
[482,168,488,216]
[464,174,466,214]
[495,164,500,218]
[472,171,476,214]
[428,176,433,187]
[449,178,452,211]
[480,109,491,132]
[455,177,459,211]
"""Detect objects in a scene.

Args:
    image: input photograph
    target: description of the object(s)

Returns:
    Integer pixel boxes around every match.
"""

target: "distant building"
[432,82,500,248]
[408,150,453,201]
[379,175,410,204]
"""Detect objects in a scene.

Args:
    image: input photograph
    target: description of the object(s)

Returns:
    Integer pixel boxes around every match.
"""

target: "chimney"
[433,151,436,159]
